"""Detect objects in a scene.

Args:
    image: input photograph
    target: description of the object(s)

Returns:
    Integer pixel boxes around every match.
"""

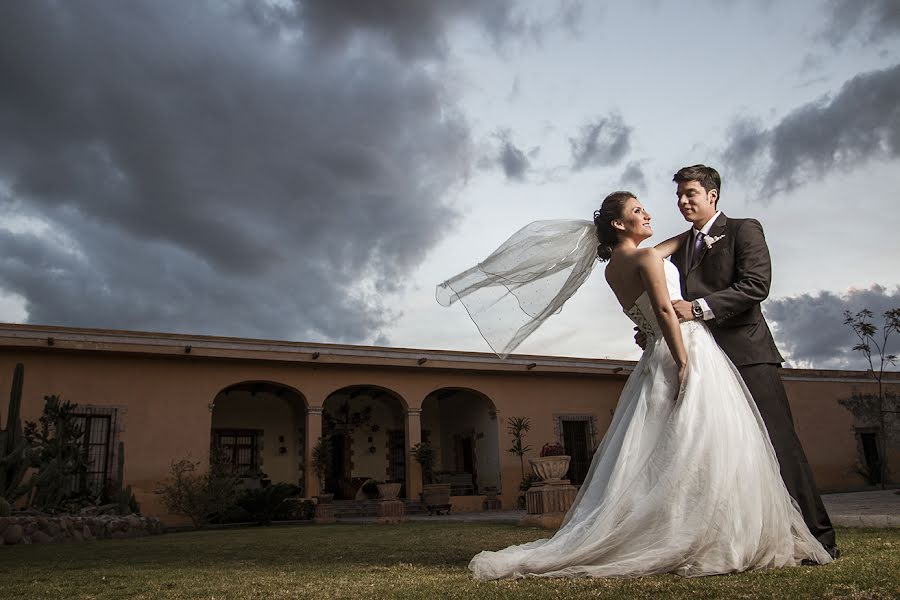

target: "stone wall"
[0,514,164,546]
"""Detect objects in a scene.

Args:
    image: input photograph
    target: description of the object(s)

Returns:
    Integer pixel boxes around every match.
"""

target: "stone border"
[0,514,164,545]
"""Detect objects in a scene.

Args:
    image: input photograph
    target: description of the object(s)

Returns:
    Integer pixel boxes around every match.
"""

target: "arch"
[322,384,409,500]
[214,380,308,407]
[421,387,501,498]
[322,383,409,411]
[210,380,308,494]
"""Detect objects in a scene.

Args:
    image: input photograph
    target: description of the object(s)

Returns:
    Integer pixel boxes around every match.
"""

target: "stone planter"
[529,455,571,483]
[377,483,402,501]
[421,483,451,515]
[316,493,334,504]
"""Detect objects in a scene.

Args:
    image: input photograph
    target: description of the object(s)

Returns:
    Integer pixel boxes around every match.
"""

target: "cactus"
[0,363,29,502]
[110,441,139,515]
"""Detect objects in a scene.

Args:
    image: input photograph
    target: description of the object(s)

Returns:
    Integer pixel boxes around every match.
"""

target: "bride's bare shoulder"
[633,247,664,264]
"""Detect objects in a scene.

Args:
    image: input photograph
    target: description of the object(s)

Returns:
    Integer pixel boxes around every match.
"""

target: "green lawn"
[1,523,898,599]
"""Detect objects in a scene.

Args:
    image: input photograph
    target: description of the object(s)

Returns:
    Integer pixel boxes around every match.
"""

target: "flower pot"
[377,483,402,501]
[529,455,571,483]
[315,493,334,504]
[420,483,451,515]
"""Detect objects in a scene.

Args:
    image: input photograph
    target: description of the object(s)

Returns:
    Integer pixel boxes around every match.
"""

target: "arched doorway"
[421,388,501,497]
[211,381,307,494]
[322,385,408,500]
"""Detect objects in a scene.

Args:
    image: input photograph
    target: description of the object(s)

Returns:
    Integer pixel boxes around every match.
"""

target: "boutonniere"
[704,234,725,249]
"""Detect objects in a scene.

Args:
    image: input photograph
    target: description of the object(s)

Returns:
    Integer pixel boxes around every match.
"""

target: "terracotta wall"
[1,347,895,525]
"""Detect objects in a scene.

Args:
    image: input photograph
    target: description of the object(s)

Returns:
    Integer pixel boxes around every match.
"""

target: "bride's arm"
[653,232,685,259]
[637,250,688,389]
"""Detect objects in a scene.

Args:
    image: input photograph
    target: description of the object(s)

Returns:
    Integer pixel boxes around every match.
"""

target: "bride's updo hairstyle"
[594,191,636,261]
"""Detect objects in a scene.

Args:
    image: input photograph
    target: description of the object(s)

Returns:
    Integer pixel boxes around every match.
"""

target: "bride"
[441,191,832,580]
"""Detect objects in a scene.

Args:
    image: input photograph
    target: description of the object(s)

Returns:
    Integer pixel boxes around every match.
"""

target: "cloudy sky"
[1,0,898,370]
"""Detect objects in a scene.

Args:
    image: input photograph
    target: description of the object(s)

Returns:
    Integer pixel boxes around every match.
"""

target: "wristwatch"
[691,300,704,320]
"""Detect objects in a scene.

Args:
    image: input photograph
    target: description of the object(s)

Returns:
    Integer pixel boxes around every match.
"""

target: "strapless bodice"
[624,260,683,337]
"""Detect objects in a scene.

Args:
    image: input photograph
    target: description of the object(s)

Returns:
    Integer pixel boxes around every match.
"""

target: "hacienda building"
[0,323,896,525]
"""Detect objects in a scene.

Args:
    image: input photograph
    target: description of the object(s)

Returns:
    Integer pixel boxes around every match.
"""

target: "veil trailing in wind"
[436,219,599,358]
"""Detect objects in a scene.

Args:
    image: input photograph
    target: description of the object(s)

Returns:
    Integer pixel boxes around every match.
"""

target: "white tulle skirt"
[469,321,832,580]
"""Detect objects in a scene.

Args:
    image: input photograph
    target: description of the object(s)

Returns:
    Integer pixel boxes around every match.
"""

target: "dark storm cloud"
[494,130,532,182]
[569,114,632,171]
[824,0,900,46]
[0,0,529,342]
[245,0,583,60]
[619,161,647,192]
[765,286,900,370]
[721,63,900,194]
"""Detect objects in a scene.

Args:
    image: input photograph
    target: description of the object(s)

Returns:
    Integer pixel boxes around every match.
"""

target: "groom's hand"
[672,300,695,322]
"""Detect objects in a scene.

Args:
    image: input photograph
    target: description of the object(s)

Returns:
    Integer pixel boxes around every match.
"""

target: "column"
[405,407,423,500]
[305,405,324,498]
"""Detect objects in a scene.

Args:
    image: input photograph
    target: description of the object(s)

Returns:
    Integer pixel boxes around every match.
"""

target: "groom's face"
[676,180,717,226]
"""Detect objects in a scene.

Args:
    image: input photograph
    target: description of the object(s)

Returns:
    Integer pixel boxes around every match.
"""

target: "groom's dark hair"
[673,164,721,206]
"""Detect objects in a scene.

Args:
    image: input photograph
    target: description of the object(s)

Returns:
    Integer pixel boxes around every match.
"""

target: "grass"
[1,523,898,599]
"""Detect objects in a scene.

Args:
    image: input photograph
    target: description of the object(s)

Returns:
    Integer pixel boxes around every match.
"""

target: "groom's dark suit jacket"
[671,213,784,366]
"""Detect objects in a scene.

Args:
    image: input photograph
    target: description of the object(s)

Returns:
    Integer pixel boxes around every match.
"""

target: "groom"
[667,164,838,560]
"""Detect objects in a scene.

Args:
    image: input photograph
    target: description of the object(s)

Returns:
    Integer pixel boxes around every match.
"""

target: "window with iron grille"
[213,429,262,475]
[387,430,406,483]
[71,410,117,497]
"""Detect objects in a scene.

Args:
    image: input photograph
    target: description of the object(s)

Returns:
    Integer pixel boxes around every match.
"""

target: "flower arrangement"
[540,442,566,457]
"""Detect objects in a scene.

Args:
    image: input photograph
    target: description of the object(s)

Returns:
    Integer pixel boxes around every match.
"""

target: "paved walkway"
[822,489,900,528]
[337,489,900,528]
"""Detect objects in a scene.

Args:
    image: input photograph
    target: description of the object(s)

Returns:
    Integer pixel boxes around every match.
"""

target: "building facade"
[1,323,896,525]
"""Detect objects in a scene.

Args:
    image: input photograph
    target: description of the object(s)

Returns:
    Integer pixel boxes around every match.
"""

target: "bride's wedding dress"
[469,260,832,580]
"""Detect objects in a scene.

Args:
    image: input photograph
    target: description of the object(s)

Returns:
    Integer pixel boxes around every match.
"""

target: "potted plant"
[311,434,333,504]
[529,442,570,483]
[411,442,450,514]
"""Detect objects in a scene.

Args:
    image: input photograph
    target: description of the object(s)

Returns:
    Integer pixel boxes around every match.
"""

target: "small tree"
[844,308,900,488]
[506,416,532,481]
[410,441,436,485]
[311,435,332,496]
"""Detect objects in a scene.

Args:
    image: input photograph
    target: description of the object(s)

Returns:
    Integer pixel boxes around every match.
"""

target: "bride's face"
[615,197,653,240]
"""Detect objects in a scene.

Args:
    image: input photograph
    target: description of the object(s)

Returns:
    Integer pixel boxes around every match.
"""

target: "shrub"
[155,451,240,528]
[516,472,542,509]
[237,483,300,525]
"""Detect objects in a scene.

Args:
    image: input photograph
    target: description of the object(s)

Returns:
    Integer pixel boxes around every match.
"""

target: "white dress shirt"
[692,211,721,321]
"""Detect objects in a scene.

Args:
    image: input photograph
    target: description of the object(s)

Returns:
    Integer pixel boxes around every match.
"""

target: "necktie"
[691,231,706,268]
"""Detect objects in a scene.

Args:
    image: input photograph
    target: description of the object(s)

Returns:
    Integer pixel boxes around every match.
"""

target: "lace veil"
[436,219,599,358]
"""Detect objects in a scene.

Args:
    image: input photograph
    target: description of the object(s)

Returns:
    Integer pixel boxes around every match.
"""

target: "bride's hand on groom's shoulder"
[671,300,694,322]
